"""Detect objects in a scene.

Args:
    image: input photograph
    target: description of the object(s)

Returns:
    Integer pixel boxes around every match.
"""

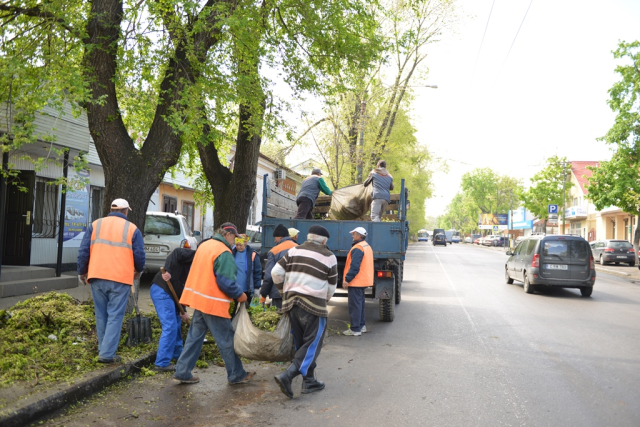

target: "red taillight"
[628,248,635,253]
[376,271,393,278]
[590,255,595,269]
[604,248,614,253]
[532,253,539,268]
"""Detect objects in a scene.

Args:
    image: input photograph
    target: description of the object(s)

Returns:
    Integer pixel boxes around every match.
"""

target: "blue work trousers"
[175,310,247,383]
[91,279,131,360]
[348,287,366,332]
[150,284,183,367]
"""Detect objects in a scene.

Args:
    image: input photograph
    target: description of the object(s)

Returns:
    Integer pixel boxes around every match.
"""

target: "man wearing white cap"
[78,198,145,363]
[342,227,373,336]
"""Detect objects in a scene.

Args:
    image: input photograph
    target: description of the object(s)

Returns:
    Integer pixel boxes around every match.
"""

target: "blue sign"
[63,168,90,248]
[509,208,534,230]
[548,204,558,214]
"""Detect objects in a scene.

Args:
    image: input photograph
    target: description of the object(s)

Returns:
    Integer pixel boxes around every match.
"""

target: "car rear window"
[570,240,590,261]
[543,241,568,257]
[609,241,632,249]
[145,215,181,235]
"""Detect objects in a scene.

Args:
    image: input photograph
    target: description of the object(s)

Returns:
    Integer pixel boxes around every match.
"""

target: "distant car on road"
[505,235,595,296]
[474,237,482,245]
[482,235,500,246]
[464,236,472,243]
[433,233,447,247]
[590,240,635,266]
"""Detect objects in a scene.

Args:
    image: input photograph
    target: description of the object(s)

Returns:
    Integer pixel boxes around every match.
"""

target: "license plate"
[545,264,568,270]
[617,256,628,258]
[145,246,161,253]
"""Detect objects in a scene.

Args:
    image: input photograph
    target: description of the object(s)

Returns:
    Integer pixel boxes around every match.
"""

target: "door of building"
[2,171,35,265]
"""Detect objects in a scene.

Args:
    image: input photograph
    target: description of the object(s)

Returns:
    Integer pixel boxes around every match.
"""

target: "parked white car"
[464,236,472,243]
[143,211,198,273]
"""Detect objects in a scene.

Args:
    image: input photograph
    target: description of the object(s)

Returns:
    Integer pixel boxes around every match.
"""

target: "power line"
[470,0,496,82]
[496,0,535,79]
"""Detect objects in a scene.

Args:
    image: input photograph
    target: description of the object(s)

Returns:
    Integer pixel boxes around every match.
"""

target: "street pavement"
[39,242,640,426]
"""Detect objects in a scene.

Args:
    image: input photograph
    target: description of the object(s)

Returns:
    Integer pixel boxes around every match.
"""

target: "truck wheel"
[379,288,395,322]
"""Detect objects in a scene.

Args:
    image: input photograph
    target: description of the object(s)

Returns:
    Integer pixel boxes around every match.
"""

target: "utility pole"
[356,92,367,183]
[562,161,567,235]
[509,189,513,248]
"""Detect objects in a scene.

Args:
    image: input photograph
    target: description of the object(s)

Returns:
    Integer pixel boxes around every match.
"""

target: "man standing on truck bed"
[271,225,337,398]
[294,168,332,219]
[260,224,297,309]
[342,227,373,336]
[364,160,394,222]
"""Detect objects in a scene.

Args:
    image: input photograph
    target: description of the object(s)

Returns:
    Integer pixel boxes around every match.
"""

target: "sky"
[410,0,640,218]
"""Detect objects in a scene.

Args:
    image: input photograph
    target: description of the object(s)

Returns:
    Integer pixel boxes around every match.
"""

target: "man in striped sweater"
[271,225,338,398]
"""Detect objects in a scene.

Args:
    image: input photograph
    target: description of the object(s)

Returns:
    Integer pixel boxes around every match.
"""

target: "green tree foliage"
[461,168,522,215]
[586,41,640,249]
[0,0,384,230]
[438,192,477,234]
[520,156,572,229]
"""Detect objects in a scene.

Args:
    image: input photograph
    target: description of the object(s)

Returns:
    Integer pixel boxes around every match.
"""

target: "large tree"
[0,0,383,231]
[520,155,572,231]
[460,168,521,215]
[586,41,640,250]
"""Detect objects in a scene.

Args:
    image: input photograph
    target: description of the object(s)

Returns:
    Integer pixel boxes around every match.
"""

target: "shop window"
[32,177,58,238]
[182,201,195,231]
[90,186,105,221]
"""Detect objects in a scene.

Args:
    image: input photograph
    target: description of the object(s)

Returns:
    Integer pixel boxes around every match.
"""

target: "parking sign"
[548,204,558,214]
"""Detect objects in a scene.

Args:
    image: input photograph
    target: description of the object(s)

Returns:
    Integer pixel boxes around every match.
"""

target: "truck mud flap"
[374,276,395,299]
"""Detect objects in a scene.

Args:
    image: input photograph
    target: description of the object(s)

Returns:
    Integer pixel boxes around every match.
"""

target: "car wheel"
[580,287,593,297]
[505,268,514,284]
[599,254,605,265]
[523,275,535,294]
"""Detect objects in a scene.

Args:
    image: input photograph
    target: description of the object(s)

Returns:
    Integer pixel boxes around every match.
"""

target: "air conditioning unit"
[275,169,286,181]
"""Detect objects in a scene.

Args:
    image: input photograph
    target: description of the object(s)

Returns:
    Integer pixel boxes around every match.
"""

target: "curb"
[0,352,156,427]
[595,266,631,277]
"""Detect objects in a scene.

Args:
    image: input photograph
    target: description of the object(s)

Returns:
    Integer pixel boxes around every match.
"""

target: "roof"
[570,161,599,195]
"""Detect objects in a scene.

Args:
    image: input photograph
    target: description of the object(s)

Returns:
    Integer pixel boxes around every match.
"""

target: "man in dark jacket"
[232,235,262,303]
[260,224,297,308]
[364,160,394,222]
[150,248,195,371]
[294,168,332,219]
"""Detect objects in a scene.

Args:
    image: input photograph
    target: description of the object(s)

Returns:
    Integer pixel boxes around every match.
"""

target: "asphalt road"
[40,242,640,426]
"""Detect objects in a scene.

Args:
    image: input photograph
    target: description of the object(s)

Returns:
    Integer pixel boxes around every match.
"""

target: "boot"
[301,367,325,394]
[274,363,299,398]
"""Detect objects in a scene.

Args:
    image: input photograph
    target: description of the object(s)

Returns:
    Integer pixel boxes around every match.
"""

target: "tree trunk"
[199,100,265,234]
[347,99,361,184]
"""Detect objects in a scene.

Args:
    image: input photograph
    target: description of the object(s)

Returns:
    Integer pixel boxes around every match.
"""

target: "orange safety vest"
[180,239,233,318]
[344,240,374,287]
[88,216,138,285]
[271,239,297,257]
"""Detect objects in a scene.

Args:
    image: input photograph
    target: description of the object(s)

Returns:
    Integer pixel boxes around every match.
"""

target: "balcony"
[566,206,588,219]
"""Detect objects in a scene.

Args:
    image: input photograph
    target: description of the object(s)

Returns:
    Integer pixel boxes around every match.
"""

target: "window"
[163,196,177,213]
[570,241,590,262]
[32,177,58,238]
[514,241,525,256]
[182,201,195,232]
[543,241,568,257]
[90,186,104,222]
[144,215,180,235]
[526,239,537,255]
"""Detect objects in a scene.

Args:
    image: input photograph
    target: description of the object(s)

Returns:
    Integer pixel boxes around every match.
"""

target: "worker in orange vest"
[173,222,256,385]
[260,224,297,308]
[342,227,373,336]
[77,198,145,363]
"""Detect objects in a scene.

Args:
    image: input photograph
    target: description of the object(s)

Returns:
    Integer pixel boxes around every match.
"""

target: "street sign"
[493,225,499,233]
[548,204,558,214]
[548,213,558,224]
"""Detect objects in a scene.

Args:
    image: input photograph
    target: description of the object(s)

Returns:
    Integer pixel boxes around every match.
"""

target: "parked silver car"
[590,239,635,266]
[143,211,198,273]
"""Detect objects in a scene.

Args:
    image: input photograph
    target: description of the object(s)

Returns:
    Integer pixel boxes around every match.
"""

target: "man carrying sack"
[271,225,338,398]
[77,198,145,364]
[150,248,195,371]
[342,227,373,336]
[173,223,255,385]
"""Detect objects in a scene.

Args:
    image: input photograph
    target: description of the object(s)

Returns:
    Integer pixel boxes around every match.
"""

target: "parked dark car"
[492,236,508,247]
[433,233,447,247]
[505,235,595,296]
[590,239,635,266]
